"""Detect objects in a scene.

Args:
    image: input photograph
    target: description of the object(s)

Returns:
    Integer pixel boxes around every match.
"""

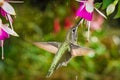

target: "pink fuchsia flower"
[76,0,107,41]
[76,0,94,21]
[0,0,16,30]
[0,19,18,60]
[0,28,9,60]
[76,0,107,20]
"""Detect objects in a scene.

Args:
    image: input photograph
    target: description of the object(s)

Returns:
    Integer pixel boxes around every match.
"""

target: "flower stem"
[8,1,24,3]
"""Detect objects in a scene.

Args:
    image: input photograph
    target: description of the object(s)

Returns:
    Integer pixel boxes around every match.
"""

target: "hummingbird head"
[66,19,82,44]
[66,26,78,44]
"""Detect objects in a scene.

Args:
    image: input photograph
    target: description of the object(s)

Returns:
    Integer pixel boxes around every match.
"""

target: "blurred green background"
[0,0,120,80]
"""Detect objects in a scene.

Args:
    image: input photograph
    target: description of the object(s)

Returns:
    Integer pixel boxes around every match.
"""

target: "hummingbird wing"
[71,44,95,57]
[33,42,61,54]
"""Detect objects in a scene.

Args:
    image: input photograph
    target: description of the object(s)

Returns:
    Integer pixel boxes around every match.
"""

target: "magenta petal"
[76,3,93,21]
[0,8,7,17]
[0,29,9,40]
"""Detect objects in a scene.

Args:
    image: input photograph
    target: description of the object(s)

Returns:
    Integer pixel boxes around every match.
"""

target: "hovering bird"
[33,19,94,77]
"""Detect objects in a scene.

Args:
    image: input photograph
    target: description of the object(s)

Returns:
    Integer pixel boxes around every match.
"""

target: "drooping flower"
[0,18,18,60]
[76,0,94,21]
[0,0,22,60]
[76,0,106,41]
[0,0,16,30]
[0,28,9,60]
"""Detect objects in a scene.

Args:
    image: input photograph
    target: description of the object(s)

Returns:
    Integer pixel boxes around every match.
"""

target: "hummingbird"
[33,19,94,77]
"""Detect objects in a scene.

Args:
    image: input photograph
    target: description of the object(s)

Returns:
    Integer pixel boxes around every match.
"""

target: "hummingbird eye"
[72,28,76,33]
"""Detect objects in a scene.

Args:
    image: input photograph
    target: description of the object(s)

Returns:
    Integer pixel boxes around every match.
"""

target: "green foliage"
[106,0,119,16]
[95,0,120,18]
[114,1,120,18]
[94,2,102,9]
[102,0,114,9]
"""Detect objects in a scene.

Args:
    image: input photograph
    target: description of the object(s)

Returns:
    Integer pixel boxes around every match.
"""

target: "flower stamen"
[87,21,91,42]
[1,40,4,60]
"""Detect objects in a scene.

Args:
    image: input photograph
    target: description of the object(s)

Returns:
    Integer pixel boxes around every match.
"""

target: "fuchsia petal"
[0,29,9,40]
[0,8,7,17]
[1,1,16,15]
[76,2,93,21]
[7,14,14,29]
[1,24,19,36]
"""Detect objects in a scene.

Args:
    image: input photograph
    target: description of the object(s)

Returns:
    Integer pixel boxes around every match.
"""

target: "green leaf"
[114,1,120,18]
[113,0,119,5]
[94,2,102,9]
[102,0,114,9]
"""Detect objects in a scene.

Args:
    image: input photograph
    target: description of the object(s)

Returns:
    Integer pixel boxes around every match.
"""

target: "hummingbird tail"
[46,69,53,78]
